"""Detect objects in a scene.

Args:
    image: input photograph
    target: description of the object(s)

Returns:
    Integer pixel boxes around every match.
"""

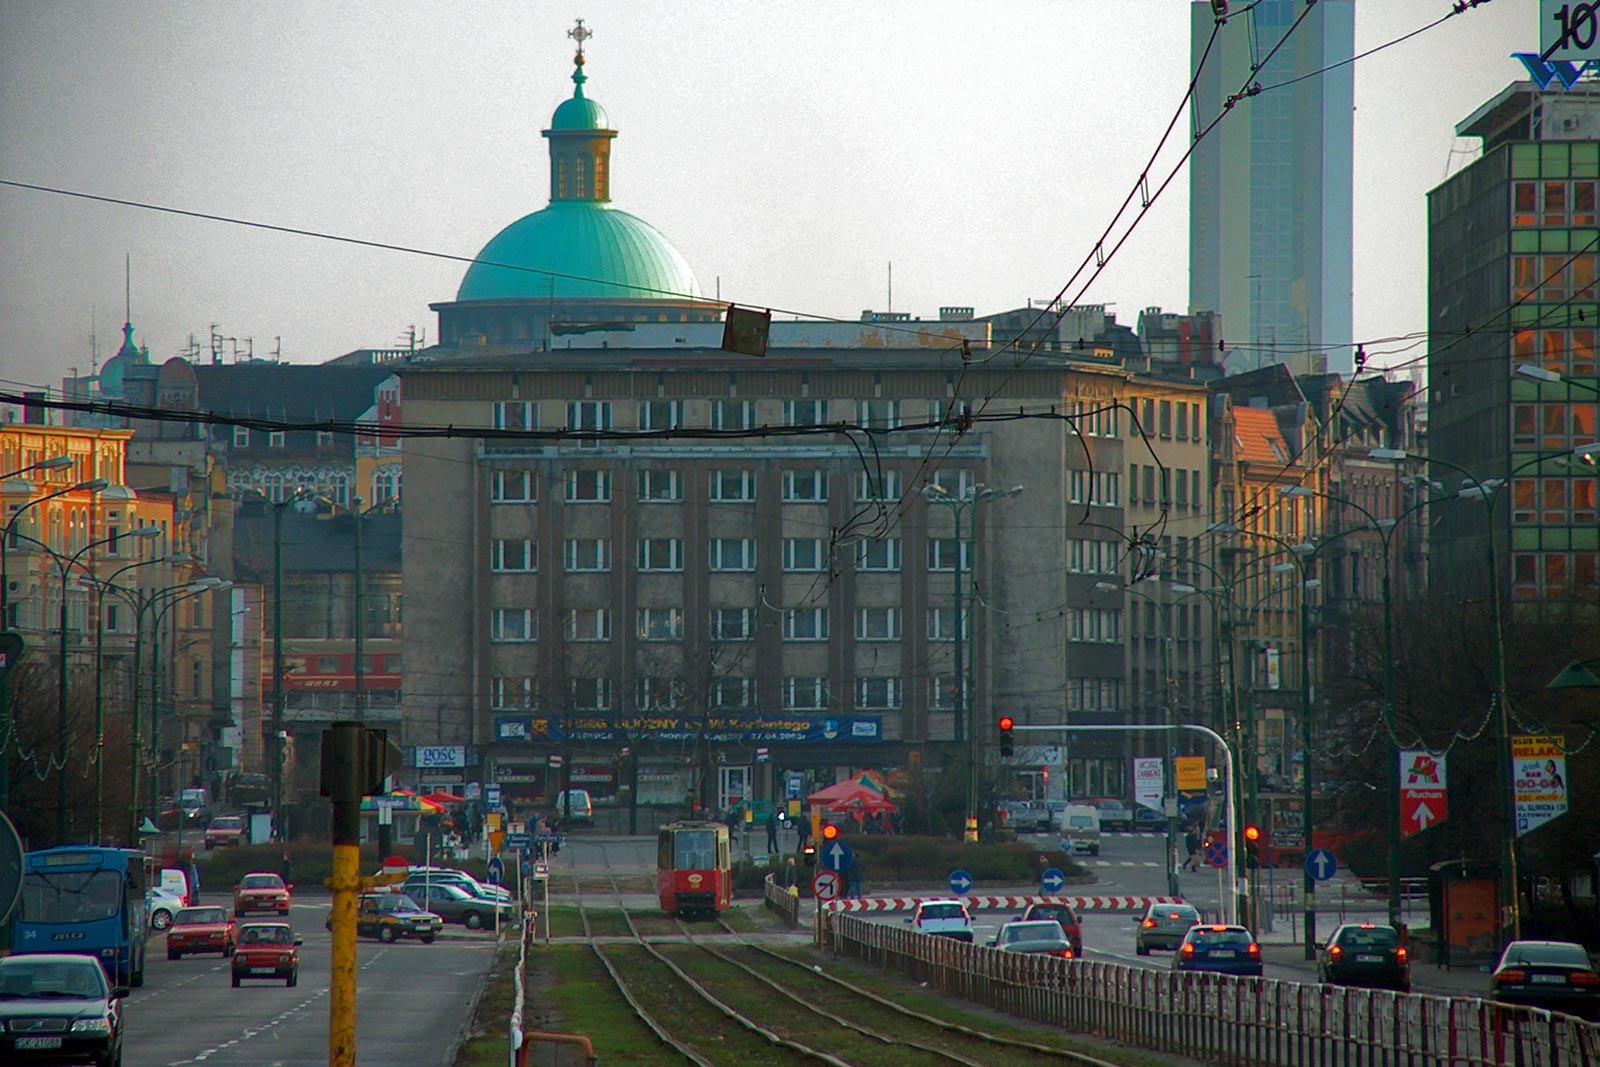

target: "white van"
[1057,804,1102,856]
[553,788,593,825]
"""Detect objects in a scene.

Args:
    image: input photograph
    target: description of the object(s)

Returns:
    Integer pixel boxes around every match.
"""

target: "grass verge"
[452,934,518,1067]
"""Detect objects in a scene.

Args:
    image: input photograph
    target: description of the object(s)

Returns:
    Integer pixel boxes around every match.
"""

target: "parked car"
[1136,902,1202,954]
[1317,922,1410,992]
[1491,940,1600,1020]
[1092,799,1133,832]
[167,906,237,960]
[1057,805,1101,855]
[904,899,974,942]
[1001,801,1050,833]
[989,920,1074,957]
[329,893,442,944]
[552,788,593,825]
[1133,805,1167,832]
[234,872,291,917]
[1020,901,1083,956]
[159,867,197,907]
[231,923,301,987]
[414,884,516,930]
[204,815,248,850]
[401,867,511,904]
[146,886,187,931]
[1174,924,1263,977]
[0,953,126,1066]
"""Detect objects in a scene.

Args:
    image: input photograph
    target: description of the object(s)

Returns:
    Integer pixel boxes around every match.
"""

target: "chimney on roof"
[23,392,50,426]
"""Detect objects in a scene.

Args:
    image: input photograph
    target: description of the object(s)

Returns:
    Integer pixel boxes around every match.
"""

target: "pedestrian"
[846,853,864,899]
[782,856,798,889]
[1183,828,1201,872]
[766,808,780,853]
[796,811,812,852]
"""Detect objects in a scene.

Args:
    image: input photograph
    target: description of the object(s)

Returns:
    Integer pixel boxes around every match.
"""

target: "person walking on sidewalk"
[766,808,780,853]
[1183,827,1201,872]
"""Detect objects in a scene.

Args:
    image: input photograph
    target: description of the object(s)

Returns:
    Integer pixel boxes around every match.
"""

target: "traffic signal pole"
[323,722,363,1067]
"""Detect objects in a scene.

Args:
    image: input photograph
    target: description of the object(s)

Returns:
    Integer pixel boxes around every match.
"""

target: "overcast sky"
[0,1,1533,392]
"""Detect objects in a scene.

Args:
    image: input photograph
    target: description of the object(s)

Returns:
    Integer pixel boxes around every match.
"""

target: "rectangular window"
[1545,180,1568,227]
[637,538,684,572]
[929,398,973,431]
[711,677,755,710]
[491,469,536,503]
[783,608,829,641]
[567,608,611,641]
[929,675,967,710]
[1069,470,1087,504]
[564,538,611,572]
[1513,180,1538,227]
[637,469,683,502]
[1175,471,1189,508]
[637,677,682,710]
[857,400,899,430]
[1142,465,1156,503]
[233,426,249,448]
[1191,403,1202,442]
[637,607,684,641]
[927,538,971,572]
[1128,464,1140,505]
[638,400,683,431]
[1101,471,1120,506]
[855,538,902,572]
[857,469,902,502]
[782,469,828,503]
[493,401,538,431]
[927,608,968,642]
[709,608,753,642]
[571,678,611,711]
[1158,400,1172,438]
[855,607,902,641]
[492,677,535,710]
[1576,180,1598,226]
[1191,470,1202,509]
[567,400,612,448]
[709,469,756,502]
[931,469,974,496]
[785,399,827,426]
[711,399,755,431]
[783,676,828,710]
[268,430,285,449]
[855,677,902,710]
[492,539,536,572]
[104,602,120,633]
[1512,404,1538,447]
[1176,403,1189,440]
[783,538,827,572]
[565,469,611,503]
[490,608,536,642]
[1543,479,1569,524]
[709,538,756,571]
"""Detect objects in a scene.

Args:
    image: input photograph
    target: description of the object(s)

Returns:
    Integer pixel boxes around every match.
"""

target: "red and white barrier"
[820,895,1181,913]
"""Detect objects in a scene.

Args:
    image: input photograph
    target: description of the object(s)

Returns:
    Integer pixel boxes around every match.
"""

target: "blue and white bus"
[15,847,148,987]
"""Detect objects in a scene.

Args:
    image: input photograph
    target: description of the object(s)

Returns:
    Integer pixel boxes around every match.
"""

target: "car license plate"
[1533,974,1568,984]
[16,1037,64,1049]
[253,967,276,975]
[1210,950,1235,958]
[1356,954,1384,963]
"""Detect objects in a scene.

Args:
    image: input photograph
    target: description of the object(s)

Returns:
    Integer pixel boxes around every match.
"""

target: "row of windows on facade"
[488,674,963,712]
[489,467,965,505]
[488,605,1124,645]
[233,469,401,506]
[1511,551,1599,601]
[491,397,1207,440]
[1124,466,1207,511]
[3,507,169,559]
[1513,328,1600,378]
[1510,403,1600,456]
[1508,474,1599,526]
[491,536,972,574]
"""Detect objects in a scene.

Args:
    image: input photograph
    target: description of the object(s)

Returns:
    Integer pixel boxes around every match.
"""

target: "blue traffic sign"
[820,841,854,873]
[486,857,505,885]
[1204,840,1228,869]
[948,869,974,896]
[1305,848,1339,882]
[504,832,531,849]
[1040,867,1066,894]
[485,785,502,807]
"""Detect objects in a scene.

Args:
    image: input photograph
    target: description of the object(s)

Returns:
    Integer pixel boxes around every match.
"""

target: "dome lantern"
[544,19,616,202]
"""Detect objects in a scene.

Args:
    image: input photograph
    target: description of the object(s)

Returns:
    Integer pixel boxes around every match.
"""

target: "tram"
[657,820,733,918]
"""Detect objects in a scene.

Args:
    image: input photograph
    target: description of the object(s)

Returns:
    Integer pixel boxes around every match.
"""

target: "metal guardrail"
[763,873,800,929]
[824,911,1600,1067]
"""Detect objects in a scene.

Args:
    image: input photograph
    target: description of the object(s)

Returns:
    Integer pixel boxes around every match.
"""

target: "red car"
[167,905,238,960]
[231,923,300,987]
[234,872,292,917]
[204,816,247,849]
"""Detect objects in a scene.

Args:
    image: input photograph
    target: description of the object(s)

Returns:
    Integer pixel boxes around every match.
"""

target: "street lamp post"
[147,580,230,840]
[921,483,1022,843]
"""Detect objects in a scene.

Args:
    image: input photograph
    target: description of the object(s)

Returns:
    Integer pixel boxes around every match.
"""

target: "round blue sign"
[1040,867,1066,894]
[948,869,974,896]
[1305,848,1338,882]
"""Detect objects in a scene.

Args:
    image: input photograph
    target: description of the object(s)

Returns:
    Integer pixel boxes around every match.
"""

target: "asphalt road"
[123,893,497,1067]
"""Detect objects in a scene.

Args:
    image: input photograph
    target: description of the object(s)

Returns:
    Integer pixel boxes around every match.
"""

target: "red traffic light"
[1244,825,1261,842]
[821,824,839,841]
[998,716,1014,732]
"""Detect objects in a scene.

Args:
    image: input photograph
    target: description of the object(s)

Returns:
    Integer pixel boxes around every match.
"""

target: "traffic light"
[998,716,1014,758]
[1244,824,1262,869]
[821,823,839,842]
[1209,0,1228,17]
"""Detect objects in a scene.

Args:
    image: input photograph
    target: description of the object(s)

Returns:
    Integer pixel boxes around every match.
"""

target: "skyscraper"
[1189,0,1354,376]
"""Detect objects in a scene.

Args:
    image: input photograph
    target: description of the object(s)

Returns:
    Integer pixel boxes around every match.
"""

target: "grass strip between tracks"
[452,936,519,1067]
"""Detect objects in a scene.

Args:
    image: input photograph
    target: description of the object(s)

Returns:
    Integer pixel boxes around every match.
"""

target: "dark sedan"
[411,884,516,930]
[1136,903,1201,954]
[1174,924,1263,977]
[1492,940,1600,1020]
[0,953,125,1066]
[1317,922,1409,992]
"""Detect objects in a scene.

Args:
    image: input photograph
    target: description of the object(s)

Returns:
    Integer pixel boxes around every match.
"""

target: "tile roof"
[1233,407,1293,468]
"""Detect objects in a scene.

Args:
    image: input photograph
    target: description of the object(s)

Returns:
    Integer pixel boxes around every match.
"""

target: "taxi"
[231,923,301,987]
[327,893,443,944]
[167,905,238,959]
[234,872,292,917]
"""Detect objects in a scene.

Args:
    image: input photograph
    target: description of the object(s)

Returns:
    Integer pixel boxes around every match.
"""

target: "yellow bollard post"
[328,841,359,1067]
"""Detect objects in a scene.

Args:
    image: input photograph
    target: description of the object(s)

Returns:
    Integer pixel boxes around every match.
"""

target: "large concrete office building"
[1189,0,1355,376]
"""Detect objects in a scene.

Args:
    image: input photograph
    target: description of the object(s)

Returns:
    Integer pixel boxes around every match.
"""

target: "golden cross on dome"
[568,19,592,59]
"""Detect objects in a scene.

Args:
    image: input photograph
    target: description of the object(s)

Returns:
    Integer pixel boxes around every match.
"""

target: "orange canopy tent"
[807,780,896,814]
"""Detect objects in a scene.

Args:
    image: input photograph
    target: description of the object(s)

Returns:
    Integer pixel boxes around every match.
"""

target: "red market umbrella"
[808,780,897,813]
[421,790,469,805]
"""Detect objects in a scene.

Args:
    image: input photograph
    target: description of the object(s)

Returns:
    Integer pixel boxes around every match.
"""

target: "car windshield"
[673,831,717,869]
[1003,923,1061,942]
[241,875,283,890]
[920,904,966,920]
[1338,926,1400,948]
[21,870,121,924]
[1501,942,1591,968]
[1067,816,1094,828]
[0,959,109,999]
[240,926,291,945]
[176,907,227,925]
[1155,907,1200,923]
[1028,906,1076,922]
[212,818,242,830]
[391,896,423,911]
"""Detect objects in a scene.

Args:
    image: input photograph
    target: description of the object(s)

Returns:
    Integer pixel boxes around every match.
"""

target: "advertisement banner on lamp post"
[1133,757,1164,812]
[1174,756,1207,793]
[1513,735,1568,837]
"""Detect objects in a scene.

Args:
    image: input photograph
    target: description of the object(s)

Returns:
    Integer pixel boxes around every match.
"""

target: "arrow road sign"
[820,841,853,873]
[948,869,974,896]
[1040,867,1066,894]
[1205,840,1228,869]
[1401,794,1443,836]
[812,871,841,901]
[504,832,531,849]
[486,857,504,885]
[1305,848,1338,883]
[1399,749,1448,839]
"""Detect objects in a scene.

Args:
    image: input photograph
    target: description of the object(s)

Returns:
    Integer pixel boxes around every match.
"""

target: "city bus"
[15,847,149,987]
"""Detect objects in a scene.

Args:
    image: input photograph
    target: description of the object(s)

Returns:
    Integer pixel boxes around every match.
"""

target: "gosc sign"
[414,745,467,769]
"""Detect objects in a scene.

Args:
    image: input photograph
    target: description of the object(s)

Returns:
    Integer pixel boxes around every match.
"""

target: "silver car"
[1136,903,1201,954]
[989,920,1074,958]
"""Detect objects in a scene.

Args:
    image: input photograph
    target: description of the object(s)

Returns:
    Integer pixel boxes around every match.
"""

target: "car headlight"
[70,1016,113,1034]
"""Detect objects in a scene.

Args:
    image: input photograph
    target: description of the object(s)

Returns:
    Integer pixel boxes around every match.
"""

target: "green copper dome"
[551,93,608,132]
[456,201,702,302]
